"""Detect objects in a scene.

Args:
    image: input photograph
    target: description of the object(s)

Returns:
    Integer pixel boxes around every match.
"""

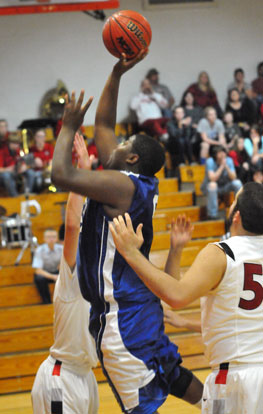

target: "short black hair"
[257,61,263,74]
[236,182,263,234]
[234,68,244,76]
[211,145,226,160]
[132,134,165,177]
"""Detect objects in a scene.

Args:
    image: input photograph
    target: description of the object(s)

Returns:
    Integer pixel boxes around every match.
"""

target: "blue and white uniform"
[77,171,181,414]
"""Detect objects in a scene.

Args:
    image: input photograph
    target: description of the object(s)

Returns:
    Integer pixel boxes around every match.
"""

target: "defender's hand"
[74,132,94,170]
[109,213,144,258]
[170,215,194,251]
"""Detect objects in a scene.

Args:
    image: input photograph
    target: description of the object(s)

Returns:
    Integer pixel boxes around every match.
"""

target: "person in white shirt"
[130,78,169,141]
[110,182,263,414]
[31,133,99,414]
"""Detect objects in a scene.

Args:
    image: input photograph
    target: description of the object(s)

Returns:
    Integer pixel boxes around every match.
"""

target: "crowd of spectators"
[130,63,263,184]
[1,62,263,221]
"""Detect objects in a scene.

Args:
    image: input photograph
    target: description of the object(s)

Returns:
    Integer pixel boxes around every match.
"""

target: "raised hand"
[113,49,148,76]
[170,215,194,251]
[109,213,144,258]
[74,132,94,170]
[62,90,93,132]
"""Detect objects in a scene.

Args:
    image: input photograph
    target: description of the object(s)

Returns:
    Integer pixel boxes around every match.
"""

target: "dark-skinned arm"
[94,50,148,168]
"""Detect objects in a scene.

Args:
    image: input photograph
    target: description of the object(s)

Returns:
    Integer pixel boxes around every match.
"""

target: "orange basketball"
[102,10,152,59]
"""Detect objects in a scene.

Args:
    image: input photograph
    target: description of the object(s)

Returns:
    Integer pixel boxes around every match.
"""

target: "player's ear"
[126,153,139,165]
[233,210,241,225]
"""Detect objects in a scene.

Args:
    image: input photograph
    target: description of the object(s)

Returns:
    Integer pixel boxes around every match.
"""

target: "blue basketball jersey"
[77,171,181,413]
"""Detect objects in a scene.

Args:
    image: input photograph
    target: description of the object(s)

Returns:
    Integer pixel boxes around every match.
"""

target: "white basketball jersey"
[201,235,263,368]
[50,255,98,375]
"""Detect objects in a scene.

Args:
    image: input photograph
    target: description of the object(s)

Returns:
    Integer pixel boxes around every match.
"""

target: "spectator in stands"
[223,111,241,149]
[166,106,193,173]
[32,228,63,304]
[130,78,169,141]
[228,136,252,183]
[0,119,9,149]
[201,146,242,219]
[244,125,263,170]
[180,91,204,128]
[184,71,222,117]
[30,129,54,192]
[251,166,263,184]
[252,61,263,106]
[146,68,175,118]
[197,107,226,164]
[225,88,257,135]
[227,68,252,102]
[0,132,35,196]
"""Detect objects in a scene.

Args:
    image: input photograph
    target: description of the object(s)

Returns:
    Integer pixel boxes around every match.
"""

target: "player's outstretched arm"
[109,213,226,308]
[165,215,194,280]
[51,93,135,216]
[94,50,148,168]
[63,133,94,269]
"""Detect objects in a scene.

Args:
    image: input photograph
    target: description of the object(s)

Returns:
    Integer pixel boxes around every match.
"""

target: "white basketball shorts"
[31,356,99,414]
[202,363,263,414]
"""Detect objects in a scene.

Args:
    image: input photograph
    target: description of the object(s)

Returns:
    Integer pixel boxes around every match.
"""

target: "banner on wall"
[0,0,119,15]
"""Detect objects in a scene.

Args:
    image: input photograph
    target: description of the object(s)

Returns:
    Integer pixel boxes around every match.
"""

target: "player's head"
[131,134,165,176]
[108,134,165,176]
[228,182,263,235]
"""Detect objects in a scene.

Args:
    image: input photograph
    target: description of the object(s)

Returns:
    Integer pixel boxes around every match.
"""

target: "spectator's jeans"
[34,271,57,304]
[0,169,36,196]
[205,179,242,218]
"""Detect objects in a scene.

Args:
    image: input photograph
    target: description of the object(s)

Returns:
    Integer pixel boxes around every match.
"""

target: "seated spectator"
[184,71,222,117]
[197,106,226,163]
[201,146,242,219]
[166,106,193,173]
[244,125,263,170]
[0,132,35,196]
[180,91,204,128]
[223,111,241,149]
[225,88,257,135]
[252,61,263,107]
[0,119,9,149]
[227,68,252,102]
[130,78,169,141]
[228,136,251,183]
[251,166,263,184]
[146,68,175,118]
[32,228,63,304]
[30,129,54,192]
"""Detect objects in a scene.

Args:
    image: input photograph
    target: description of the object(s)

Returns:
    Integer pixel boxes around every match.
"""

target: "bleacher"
[0,165,227,395]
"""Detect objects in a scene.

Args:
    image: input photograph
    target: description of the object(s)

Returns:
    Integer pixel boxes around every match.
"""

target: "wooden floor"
[0,369,210,414]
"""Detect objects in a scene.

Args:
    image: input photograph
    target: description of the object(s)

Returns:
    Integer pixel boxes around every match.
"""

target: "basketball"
[102,10,152,59]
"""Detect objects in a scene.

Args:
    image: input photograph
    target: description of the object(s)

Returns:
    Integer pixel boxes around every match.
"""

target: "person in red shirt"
[184,71,222,117]
[0,119,9,149]
[0,132,35,196]
[30,129,54,192]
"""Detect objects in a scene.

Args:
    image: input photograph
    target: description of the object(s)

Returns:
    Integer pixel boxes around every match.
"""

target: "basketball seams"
[117,13,151,40]
[108,18,121,58]
[112,16,140,54]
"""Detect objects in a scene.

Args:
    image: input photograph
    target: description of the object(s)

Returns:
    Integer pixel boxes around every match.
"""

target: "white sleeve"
[130,95,140,110]
[55,255,81,302]
[152,92,168,109]
[32,246,44,269]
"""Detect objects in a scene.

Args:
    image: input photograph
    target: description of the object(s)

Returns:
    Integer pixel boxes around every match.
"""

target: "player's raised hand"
[74,132,95,170]
[113,49,148,76]
[170,215,194,251]
[62,90,93,132]
[109,213,144,258]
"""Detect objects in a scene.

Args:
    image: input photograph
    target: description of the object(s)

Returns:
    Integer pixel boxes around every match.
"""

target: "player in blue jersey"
[51,51,203,414]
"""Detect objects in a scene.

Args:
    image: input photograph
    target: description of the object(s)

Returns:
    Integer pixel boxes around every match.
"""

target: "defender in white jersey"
[110,182,263,414]
[31,134,99,414]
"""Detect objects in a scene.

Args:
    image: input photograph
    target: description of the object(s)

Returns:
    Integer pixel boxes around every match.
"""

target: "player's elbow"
[168,293,191,310]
